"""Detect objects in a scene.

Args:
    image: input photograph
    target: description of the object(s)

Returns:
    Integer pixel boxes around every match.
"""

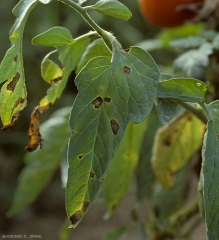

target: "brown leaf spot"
[90,172,95,178]
[69,211,81,227]
[50,76,62,83]
[125,48,130,52]
[14,55,18,62]
[104,97,111,103]
[14,97,25,108]
[124,66,130,74]
[92,97,103,108]
[1,111,22,130]
[83,201,89,212]
[110,119,120,135]
[78,155,84,160]
[163,135,172,146]
[7,72,20,91]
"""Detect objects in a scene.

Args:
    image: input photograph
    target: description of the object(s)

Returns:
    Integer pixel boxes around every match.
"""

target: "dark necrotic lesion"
[7,72,20,91]
[92,97,103,108]
[110,119,120,135]
[123,66,130,74]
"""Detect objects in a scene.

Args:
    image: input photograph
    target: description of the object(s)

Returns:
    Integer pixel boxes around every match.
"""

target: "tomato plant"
[1,0,219,239]
[138,0,204,28]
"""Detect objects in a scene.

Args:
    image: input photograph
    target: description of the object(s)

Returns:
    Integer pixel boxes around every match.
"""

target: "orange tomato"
[138,0,204,28]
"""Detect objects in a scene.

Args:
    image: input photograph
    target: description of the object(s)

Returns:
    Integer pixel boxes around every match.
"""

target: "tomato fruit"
[138,0,204,28]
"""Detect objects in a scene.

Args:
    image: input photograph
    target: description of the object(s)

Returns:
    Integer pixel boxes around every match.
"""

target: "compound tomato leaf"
[66,46,159,227]
[157,78,207,103]
[88,0,132,21]
[9,107,70,216]
[0,0,38,129]
[202,102,219,239]
[26,32,90,151]
[152,111,205,188]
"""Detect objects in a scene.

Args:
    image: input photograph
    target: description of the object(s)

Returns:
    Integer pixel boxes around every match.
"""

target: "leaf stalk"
[58,0,116,51]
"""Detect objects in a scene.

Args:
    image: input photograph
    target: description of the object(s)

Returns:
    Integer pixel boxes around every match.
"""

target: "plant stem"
[58,0,115,51]
[179,101,207,124]
[169,197,199,229]
[198,101,215,121]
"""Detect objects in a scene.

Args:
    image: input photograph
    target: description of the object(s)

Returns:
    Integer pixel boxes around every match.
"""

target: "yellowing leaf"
[152,111,205,188]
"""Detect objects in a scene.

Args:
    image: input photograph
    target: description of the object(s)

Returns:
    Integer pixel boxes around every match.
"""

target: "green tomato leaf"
[8,107,70,216]
[0,0,38,129]
[157,78,207,103]
[0,72,26,127]
[136,110,161,201]
[26,31,90,151]
[156,73,178,124]
[32,26,73,47]
[103,119,147,214]
[103,227,127,240]
[202,120,219,239]
[38,34,89,107]
[89,0,132,21]
[76,38,111,74]
[152,165,189,220]
[152,111,205,187]
[174,43,213,79]
[213,34,219,50]
[41,54,63,84]
[170,36,206,50]
[156,98,178,124]
[66,46,160,227]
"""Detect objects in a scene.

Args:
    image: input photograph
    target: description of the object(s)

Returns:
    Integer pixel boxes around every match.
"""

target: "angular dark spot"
[78,155,84,160]
[1,111,21,131]
[124,66,130,74]
[14,97,25,108]
[50,76,62,83]
[14,55,18,62]
[69,211,81,228]
[163,135,172,146]
[90,172,95,178]
[110,119,120,135]
[104,97,111,103]
[83,201,89,212]
[7,72,20,91]
[92,97,103,108]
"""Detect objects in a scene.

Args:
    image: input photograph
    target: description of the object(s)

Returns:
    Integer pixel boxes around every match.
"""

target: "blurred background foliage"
[0,0,206,239]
